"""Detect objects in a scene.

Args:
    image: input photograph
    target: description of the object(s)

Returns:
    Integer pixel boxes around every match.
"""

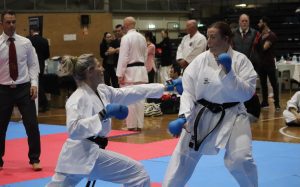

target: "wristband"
[98,109,106,120]
[178,114,185,119]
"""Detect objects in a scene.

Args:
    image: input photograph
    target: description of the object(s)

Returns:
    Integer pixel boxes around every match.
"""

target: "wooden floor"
[11,90,300,144]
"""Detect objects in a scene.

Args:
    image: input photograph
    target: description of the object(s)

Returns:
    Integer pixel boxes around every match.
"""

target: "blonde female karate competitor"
[46,54,175,187]
[163,22,258,187]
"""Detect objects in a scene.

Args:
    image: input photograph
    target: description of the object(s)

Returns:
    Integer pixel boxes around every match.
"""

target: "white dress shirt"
[0,32,39,86]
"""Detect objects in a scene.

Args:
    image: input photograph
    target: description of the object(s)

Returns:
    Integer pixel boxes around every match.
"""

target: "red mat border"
[0,131,177,185]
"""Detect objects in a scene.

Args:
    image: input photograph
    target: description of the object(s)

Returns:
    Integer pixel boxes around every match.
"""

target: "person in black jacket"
[100,32,119,88]
[158,30,173,83]
[28,26,50,112]
[111,24,124,64]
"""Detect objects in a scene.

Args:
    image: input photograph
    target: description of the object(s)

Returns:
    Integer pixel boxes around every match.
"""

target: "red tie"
[8,37,18,81]
[242,31,246,39]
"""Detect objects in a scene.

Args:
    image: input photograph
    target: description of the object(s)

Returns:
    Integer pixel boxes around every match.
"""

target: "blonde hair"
[59,54,96,81]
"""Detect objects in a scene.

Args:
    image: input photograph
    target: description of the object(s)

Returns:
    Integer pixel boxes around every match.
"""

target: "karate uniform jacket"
[116,29,148,84]
[283,91,300,123]
[55,83,164,174]
[176,31,207,64]
[180,48,257,154]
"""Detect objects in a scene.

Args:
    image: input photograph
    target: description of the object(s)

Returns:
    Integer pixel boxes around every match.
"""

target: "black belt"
[0,82,30,89]
[127,62,144,67]
[87,136,108,149]
[189,99,239,151]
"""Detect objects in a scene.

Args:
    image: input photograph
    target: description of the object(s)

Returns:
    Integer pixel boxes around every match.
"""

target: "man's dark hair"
[172,63,181,76]
[145,31,156,44]
[30,26,40,32]
[115,24,123,29]
[162,29,169,36]
[261,16,270,26]
[1,10,15,22]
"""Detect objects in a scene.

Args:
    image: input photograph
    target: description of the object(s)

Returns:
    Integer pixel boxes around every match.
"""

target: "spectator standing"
[176,19,207,70]
[158,30,173,83]
[113,24,124,49]
[110,24,125,88]
[112,25,124,64]
[116,16,148,131]
[257,16,280,110]
[232,14,260,72]
[28,26,50,112]
[145,31,156,83]
[232,14,261,122]
[0,10,42,171]
[100,32,119,88]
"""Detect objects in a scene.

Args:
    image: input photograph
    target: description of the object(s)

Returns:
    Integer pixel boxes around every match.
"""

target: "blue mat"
[6,122,66,140]
[2,140,300,187]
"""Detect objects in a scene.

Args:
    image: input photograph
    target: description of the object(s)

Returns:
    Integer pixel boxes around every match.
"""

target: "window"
[36,0,66,10]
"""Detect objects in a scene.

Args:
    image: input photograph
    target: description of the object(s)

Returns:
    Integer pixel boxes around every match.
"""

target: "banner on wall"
[28,16,43,36]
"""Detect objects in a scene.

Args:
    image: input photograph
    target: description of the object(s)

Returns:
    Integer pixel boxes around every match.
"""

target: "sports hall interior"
[2,0,299,143]
[1,0,300,186]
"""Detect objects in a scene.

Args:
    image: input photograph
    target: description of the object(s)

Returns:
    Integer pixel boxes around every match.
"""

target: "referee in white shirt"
[0,10,42,171]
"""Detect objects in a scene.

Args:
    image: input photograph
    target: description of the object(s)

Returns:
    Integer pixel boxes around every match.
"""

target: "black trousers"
[104,64,119,88]
[258,65,280,105]
[148,68,155,83]
[38,73,49,110]
[0,82,41,167]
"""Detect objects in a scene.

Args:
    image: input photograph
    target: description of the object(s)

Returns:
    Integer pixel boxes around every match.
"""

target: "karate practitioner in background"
[163,21,258,187]
[46,54,170,187]
[116,16,148,131]
[283,91,300,127]
[176,19,207,69]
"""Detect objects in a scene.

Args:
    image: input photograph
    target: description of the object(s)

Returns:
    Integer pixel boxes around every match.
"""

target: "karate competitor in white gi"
[283,91,300,127]
[163,21,258,187]
[46,54,166,187]
[116,16,148,131]
[176,19,207,69]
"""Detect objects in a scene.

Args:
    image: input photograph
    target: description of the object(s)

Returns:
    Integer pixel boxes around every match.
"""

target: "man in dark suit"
[232,14,260,73]
[28,26,50,112]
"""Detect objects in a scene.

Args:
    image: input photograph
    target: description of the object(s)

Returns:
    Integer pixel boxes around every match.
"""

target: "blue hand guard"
[168,117,187,136]
[217,53,232,73]
[104,104,128,120]
[166,78,183,95]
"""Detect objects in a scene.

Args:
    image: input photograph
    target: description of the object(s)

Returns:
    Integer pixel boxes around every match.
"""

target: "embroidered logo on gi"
[203,78,210,84]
